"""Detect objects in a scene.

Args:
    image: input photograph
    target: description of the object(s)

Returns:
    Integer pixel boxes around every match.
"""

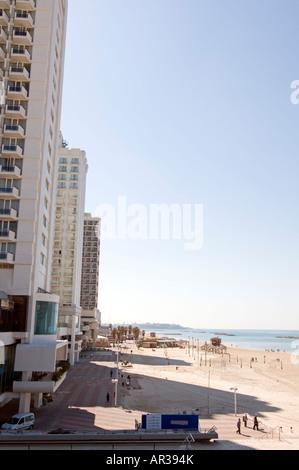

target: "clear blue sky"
[60,0,299,329]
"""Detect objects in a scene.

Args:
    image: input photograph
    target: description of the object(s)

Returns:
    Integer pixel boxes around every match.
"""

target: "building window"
[34,301,58,335]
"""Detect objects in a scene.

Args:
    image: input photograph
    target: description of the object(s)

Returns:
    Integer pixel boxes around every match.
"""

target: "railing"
[1,166,15,172]
[0,187,13,193]
[0,230,10,237]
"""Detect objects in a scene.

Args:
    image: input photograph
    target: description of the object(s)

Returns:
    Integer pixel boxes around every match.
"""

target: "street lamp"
[230,386,238,416]
[112,379,118,407]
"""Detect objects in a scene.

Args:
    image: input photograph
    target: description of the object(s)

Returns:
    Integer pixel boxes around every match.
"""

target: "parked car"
[1,412,35,431]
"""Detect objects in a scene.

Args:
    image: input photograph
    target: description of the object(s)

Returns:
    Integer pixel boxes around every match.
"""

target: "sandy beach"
[117,338,299,450]
[1,336,299,450]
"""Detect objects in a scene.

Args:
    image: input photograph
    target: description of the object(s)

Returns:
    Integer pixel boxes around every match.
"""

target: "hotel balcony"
[9,65,30,81]
[0,10,8,27]
[0,27,7,43]
[0,46,5,61]
[0,229,16,241]
[12,29,33,46]
[3,124,25,138]
[7,84,28,100]
[0,252,14,264]
[0,0,10,9]
[0,186,20,199]
[0,207,18,220]
[0,165,22,178]
[15,0,36,11]
[14,12,34,29]
[10,47,31,63]
[13,371,68,396]
[2,144,23,157]
[5,104,26,119]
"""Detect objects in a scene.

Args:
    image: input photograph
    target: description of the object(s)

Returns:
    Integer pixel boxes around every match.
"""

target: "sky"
[60,0,299,330]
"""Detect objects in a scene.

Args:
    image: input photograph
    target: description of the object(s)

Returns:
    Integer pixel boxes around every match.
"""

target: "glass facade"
[34,301,58,335]
[0,345,18,394]
[0,296,28,333]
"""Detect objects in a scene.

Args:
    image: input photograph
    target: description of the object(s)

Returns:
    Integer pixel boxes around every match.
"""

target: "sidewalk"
[0,349,296,447]
[0,349,141,433]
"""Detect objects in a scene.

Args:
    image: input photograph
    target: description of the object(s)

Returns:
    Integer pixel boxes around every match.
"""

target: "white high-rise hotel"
[51,134,88,366]
[0,0,69,413]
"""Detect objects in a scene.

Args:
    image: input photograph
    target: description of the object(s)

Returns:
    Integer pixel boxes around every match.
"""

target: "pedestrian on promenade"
[236,418,241,434]
[253,414,259,431]
[106,392,110,403]
[243,414,248,427]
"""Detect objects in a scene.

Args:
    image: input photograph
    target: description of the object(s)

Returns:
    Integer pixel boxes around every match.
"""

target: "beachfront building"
[80,213,101,347]
[50,134,88,365]
[0,0,68,413]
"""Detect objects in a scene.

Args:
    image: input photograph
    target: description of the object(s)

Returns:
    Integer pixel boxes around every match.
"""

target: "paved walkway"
[0,350,141,432]
[0,349,297,447]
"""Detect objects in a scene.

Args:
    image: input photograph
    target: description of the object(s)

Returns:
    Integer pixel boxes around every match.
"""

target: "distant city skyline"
[61,0,299,330]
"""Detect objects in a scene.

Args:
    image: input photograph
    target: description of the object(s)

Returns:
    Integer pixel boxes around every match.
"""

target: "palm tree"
[111,328,118,347]
[124,326,128,341]
[132,327,140,341]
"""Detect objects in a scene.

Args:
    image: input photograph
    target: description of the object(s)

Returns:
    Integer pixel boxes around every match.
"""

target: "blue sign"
[142,414,198,431]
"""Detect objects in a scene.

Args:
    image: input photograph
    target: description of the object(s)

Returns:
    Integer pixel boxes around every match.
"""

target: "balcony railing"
[4,124,25,137]
[0,252,14,263]
[15,0,36,11]
[9,65,30,80]
[5,104,27,118]
[0,208,18,218]
[11,47,31,62]
[12,30,33,45]
[0,230,16,240]
[7,85,28,99]
[14,12,34,28]
[2,144,23,157]
[1,165,21,176]
[0,187,20,198]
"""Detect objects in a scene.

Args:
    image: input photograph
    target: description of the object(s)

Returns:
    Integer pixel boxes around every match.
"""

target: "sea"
[142,327,299,353]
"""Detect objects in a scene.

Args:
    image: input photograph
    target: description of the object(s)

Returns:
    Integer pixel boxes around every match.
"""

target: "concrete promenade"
[0,348,296,449]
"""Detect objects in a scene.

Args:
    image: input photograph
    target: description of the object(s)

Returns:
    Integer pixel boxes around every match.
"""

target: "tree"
[111,328,118,347]
[132,327,140,341]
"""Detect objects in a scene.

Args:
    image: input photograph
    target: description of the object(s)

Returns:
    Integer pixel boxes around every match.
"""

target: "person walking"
[236,418,241,434]
[243,414,248,427]
[253,414,259,431]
